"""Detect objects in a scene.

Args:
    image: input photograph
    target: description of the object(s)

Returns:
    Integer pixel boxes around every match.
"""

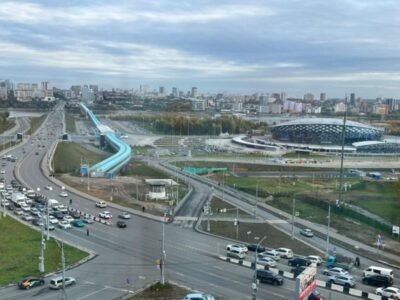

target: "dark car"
[362,275,393,287]
[18,277,45,289]
[256,270,284,286]
[291,266,307,277]
[52,211,64,220]
[308,291,325,300]
[288,257,311,267]
[117,221,127,228]
[70,211,81,219]
[247,244,266,253]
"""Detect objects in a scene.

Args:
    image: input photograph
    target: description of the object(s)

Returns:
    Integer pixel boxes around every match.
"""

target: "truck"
[47,199,59,209]
[12,192,26,207]
[325,255,353,271]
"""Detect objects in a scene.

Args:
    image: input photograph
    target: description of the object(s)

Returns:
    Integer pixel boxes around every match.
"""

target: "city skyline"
[0,0,399,98]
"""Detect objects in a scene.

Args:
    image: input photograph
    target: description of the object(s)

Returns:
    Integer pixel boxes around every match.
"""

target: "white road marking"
[138,276,146,280]
[175,272,185,277]
[74,287,108,300]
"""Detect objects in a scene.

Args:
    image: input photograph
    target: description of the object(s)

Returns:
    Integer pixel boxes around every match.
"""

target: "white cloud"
[0,2,274,26]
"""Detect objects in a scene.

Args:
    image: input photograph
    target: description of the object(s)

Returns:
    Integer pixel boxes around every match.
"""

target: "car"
[14,209,23,216]
[247,244,266,253]
[256,256,277,268]
[59,220,72,229]
[99,211,112,219]
[118,211,131,219]
[17,277,45,289]
[57,205,68,213]
[328,275,355,287]
[83,215,94,224]
[184,293,215,300]
[308,291,326,300]
[274,247,294,259]
[69,211,81,219]
[226,244,248,253]
[95,201,107,208]
[375,287,400,298]
[32,218,44,226]
[291,266,307,277]
[288,257,311,267]
[22,213,34,221]
[45,223,55,231]
[71,219,85,227]
[323,267,348,277]
[362,274,393,287]
[52,211,65,220]
[227,249,245,259]
[48,215,59,224]
[256,270,284,285]
[261,250,281,261]
[59,191,68,197]
[1,199,10,207]
[20,203,31,212]
[49,276,76,289]
[45,185,53,191]
[308,255,323,266]
[300,228,314,237]
[63,215,74,223]
[117,221,127,228]
[0,170,5,174]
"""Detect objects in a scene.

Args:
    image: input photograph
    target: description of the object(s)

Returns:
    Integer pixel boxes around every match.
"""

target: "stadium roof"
[273,118,383,131]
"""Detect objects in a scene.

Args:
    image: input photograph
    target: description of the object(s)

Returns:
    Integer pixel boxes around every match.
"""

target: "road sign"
[392,226,400,235]
[295,267,317,300]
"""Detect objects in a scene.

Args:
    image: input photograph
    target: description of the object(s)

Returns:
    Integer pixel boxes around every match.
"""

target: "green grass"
[29,114,47,135]
[357,200,400,224]
[0,120,15,134]
[0,217,88,286]
[199,221,321,256]
[123,161,169,178]
[131,145,154,155]
[65,113,77,133]
[210,197,251,217]
[53,142,108,174]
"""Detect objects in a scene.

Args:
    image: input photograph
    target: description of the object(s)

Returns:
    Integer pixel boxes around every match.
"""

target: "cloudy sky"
[1,0,399,97]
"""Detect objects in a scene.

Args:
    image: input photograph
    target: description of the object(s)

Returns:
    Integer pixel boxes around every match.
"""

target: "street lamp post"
[291,194,296,239]
[252,236,267,300]
[326,205,331,257]
[161,213,166,285]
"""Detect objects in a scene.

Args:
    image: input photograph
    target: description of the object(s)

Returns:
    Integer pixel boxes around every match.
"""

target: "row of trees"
[111,114,268,135]
[0,112,14,133]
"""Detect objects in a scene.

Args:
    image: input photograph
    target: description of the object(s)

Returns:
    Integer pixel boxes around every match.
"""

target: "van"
[363,266,393,280]
[49,276,76,289]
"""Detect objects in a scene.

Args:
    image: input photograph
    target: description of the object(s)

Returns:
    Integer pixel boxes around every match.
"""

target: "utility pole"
[291,194,296,239]
[46,198,50,240]
[338,96,347,205]
[61,241,66,300]
[326,205,331,257]
[87,162,90,191]
[39,221,45,273]
[252,236,266,300]
[254,183,258,218]
[161,213,166,285]
[236,207,239,240]
[222,171,225,202]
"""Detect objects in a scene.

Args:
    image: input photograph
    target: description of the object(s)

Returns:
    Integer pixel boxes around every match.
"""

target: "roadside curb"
[218,255,391,300]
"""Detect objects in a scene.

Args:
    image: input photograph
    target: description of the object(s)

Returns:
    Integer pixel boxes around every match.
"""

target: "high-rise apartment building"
[159,86,165,95]
[191,87,198,98]
[350,93,356,106]
[172,87,178,97]
[304,93,314,101]
[320,93,326,101]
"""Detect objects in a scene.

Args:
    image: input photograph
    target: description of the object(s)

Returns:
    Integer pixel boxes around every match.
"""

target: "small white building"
[145,179,178,200]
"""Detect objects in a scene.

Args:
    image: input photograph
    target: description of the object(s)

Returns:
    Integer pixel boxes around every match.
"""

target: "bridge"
[80,103,131,178]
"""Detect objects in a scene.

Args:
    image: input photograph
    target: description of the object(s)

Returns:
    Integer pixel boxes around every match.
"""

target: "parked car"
[17,277,45,289]
[375,287,400,298]
[14,209,23,216]
[99,211,112,219]
[300,228,314,237]
[118,211,131,219]
[362,275,393,287]
[49,276,76,289]
[226,244,248,253]
[48,216,59,224]
[256,270,284,285]
[328,275,356,288]
[247,244,266,253]
[71,219,85,227]
[32,218,44,227]
[184,293,215,300]
[22,214,34,221]
[95,201,107,208]
[323,267,348,277]
[117,221,127,228]
[288,257,311,267]
[274,248,294,259]
[83,216,94,224]
[45,224,55,231]
[63,215,74,223]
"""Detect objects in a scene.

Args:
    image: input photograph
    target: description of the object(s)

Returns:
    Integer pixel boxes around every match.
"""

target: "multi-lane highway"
[0,106,396,299]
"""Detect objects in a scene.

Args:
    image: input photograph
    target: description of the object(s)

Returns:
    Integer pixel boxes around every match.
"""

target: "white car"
[323,267,348,277]
[274,247,294,259]
[300,228,314,237]
[308,255,323,266]
[95,201,107,208]
[20,203,31,212]
[256,256,277,268]
[63,215,74,223]
[99,211,112,219]
[59,220,72,229]
[45,185,53,191]
[226,244,248,253]
[375,287,400,298]
[118,211,131,219]
[57,205,68,213]
[261,250,281,261]
[0,170,5,174]
[59,191,68,197]
[184,293,215,300]
[48,216,59,225]
[49,276,76,289]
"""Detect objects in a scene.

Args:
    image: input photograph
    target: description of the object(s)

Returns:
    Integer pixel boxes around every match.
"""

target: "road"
[0,106,377,300]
